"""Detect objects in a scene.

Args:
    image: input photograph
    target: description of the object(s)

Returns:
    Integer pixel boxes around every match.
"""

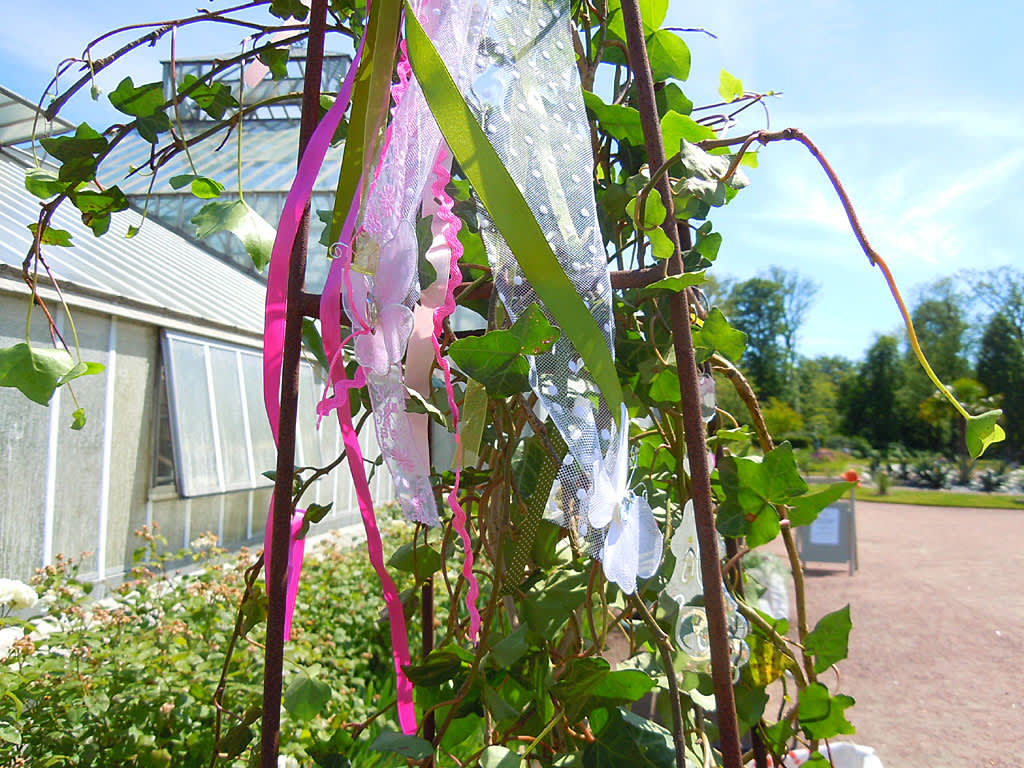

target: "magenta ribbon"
[262,28,418,735]
[427,147,481,642]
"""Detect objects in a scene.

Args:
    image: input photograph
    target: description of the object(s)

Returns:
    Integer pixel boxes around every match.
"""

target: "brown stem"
[619,1,743,766]
[629,595,688,768]
[260,3,327,767]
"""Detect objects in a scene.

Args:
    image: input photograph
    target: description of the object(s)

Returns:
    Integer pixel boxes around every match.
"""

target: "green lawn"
[857,487,1024,509]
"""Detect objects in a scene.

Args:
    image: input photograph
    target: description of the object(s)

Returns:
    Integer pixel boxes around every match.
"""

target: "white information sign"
[809,506,841,546]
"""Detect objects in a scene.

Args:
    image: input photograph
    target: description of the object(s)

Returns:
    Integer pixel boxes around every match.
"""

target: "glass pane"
[241,351,276,486]
[152,364,177,487]
[166,337,218,495]
[209,347,250,489]
[296,364,322,469]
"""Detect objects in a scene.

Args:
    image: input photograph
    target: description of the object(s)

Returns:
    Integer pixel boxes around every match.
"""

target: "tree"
[909,278,969,382]
[765,266,819,385]
[977,312,1024,456]
[794,355,854,440]
[840,334,905,448]
[724,276,787,399]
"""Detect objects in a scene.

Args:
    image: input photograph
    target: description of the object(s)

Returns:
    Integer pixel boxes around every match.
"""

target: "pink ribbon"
[262,28,418,734]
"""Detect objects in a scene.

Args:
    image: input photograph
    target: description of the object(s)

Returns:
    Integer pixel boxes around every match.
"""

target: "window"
[158,330,322,497]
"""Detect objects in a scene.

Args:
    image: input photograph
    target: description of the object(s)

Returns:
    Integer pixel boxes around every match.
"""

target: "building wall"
[1,292,394,584]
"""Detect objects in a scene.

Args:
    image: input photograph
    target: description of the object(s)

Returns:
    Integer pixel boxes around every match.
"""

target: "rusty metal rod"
[618,1,744,766]
[261,2,328,766]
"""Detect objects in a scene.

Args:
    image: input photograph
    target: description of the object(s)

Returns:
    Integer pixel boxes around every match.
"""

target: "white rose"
[0,578,39,611]
[278,756,300,768]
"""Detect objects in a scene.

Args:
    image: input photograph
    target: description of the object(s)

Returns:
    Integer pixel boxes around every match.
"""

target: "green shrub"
[0,520,413,767]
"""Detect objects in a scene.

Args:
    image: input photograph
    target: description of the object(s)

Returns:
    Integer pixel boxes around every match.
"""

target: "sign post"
[798,483,858,575]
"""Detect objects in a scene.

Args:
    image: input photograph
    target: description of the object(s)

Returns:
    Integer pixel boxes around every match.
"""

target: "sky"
[1,0,1020,360]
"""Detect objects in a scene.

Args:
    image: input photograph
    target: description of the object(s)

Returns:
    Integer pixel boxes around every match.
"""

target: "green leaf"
[489,624,532,668]
[25,168,68,199]
[661,111,715,152]
[387,542,442,583]
[965,410,1005,458]
[169,174,224,199]
[213,723,253,760]
[70,407,87,430]
[40,122,106,164]
[583,91,644,146]
[301,318,331,373]
[403,645,473,686]
[269,0,309,20]
[648,227,675,260]
[521,569,588,638]
[0,342,77,405]
[717,442,807,546]
[191,200,276,271]
[655,83,693,117]
[583,708,675,768]
[282,672,332,723]
[369,730,433,760]
[109,78,165,118]
[448,305,560,397]
[70,186,129,236]
[179,75,238,120]
[415,215,438,288]
[27,222,72,247]
[647,367,680,404]
[788,481,854,527]
[718,70,744,102]
[258,47,290,80]
[626,191,667,230]
[460,378,489,467]
[804,604,852,674]
[692,307,746,363]
[639,270,706,297]
[646,30,691,82]
[480,745,521,768]
[407,9,623,414]
[797,683,856,740]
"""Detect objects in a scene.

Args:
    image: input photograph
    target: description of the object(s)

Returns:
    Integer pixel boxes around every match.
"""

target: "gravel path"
[785,500,1024,768]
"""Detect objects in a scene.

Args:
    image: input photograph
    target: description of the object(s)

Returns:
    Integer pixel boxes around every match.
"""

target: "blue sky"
[2,0,1020,360]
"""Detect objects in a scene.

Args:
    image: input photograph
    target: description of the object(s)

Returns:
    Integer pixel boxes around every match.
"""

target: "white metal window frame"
[161,330,324,497]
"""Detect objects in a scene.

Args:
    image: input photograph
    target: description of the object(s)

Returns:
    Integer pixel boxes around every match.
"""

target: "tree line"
[709,267,1024,463]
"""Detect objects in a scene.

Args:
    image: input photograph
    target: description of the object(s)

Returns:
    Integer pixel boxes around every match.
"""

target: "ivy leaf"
[639,270,706,297]
[788,481,854,527]
[0,342,77,405]
[655,83,693,117]
[27,222,72,247]
[448,304,560,397]
[403,645,473,687]
[70,407,87,430]
[258,46,290,80]
[191,200,276,271]
[583,708,675,768]
[301,318,330,373]
[40,123,108,185]
[108,78,170,142]
[646,30,691,82]
[661,111,716,152]
[521,568,588,638]
[269,0,310,20]
[582,91,644,146]
[283,672,332,723]
[797,683,856,740]
[109,78,165,118]
[743,633,793,687]
[648,226,675,260]
[387,542,442,584]
[369,730,433,760]
[692,307,746,363]
[178,75,238,120]
[718,69,744,102]
[70,186,129,236]
[965,410,1005,459]
[804,604,852,674]
[717,442,807,546]
[626,191,667,230]
[480,745,521,768]
[24,168,68,199]
[169,174,224,200]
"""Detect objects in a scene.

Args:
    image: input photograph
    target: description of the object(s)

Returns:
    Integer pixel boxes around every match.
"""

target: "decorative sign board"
[797,493,858,575]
